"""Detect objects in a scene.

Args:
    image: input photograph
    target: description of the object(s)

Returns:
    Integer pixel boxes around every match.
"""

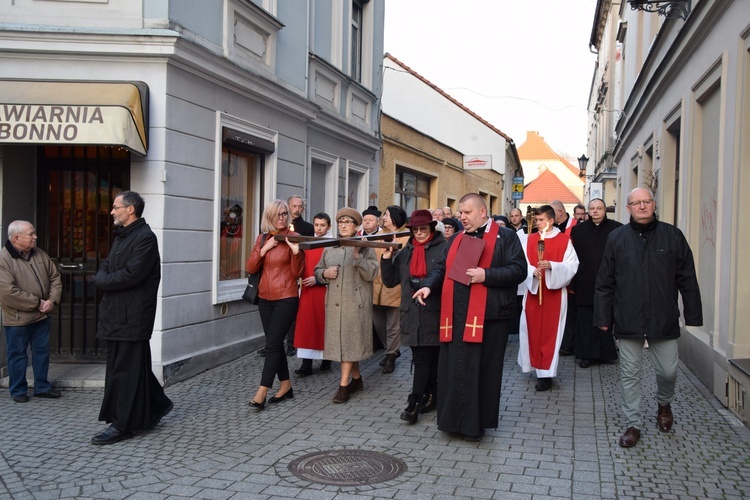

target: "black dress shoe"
[579,360,592,368]
[249,398,266,411]
[319,360,332,371]
[559,347,574,356]
[91,425,133,445]
[268,388,294,404]
[535,377,553,391]
[294,367,313,377]
[35,389,62,398]
[12,394,29,403]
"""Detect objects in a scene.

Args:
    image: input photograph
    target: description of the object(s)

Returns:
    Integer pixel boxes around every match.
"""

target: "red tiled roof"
[522,169,581,204]
[517,131,561,160]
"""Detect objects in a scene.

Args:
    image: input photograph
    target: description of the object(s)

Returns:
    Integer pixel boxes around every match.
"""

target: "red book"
[447,235,485,286]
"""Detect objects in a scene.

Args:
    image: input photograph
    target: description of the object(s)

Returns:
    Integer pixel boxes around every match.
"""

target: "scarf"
[409,232,435,278]
[440,221,499,343]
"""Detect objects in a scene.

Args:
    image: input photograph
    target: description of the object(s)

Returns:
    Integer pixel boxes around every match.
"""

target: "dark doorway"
[38,146,130,362]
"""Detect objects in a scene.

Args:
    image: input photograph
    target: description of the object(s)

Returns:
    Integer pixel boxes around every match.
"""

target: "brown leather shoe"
[348,376,364,394]
[657,403,673,432]
[332,385,350,404]
[618,427,641,448]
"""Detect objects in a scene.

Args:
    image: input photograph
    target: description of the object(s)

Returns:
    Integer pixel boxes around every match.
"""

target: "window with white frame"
[351,0,363,82]
[215,121,276,304]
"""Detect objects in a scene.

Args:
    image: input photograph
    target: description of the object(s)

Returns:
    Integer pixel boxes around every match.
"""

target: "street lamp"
[577,154,589,179]
[627,0,691,20]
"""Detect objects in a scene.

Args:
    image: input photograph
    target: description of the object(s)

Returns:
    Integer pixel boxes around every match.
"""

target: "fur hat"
[362,205,382,218]
[406,209,437,229]
[335,207,362,226]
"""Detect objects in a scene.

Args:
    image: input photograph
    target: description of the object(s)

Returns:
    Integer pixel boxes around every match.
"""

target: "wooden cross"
[273,230,410,250]
[440,317,452,339]
[465,316,484,338]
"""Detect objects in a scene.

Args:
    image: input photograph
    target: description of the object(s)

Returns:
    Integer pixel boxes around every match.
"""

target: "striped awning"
[0,80,149,155]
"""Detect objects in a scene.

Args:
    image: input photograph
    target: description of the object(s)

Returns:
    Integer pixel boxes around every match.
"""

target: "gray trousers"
[373,304,401,354]
[618,337,679,429]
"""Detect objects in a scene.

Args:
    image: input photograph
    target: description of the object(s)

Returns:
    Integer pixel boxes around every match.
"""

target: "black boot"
[400,394,421,424]
[382,354,396,374]
[294,359,313,377]
[419,392,437,414]
[319,359,332,371]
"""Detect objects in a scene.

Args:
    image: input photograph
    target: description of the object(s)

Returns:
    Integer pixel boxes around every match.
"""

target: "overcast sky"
[383,0,599,159]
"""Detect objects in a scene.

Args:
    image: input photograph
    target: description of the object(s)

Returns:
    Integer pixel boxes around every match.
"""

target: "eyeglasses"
[112,205,129,211]
[627,200,654,208]
[411,226,431,233]
[277,212,289,218]
[337,219,355,226]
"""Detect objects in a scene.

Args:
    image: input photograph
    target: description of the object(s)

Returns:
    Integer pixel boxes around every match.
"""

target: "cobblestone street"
[1,335,749,499]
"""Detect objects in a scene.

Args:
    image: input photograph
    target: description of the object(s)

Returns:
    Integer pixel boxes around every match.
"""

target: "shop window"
[219,147,260,282]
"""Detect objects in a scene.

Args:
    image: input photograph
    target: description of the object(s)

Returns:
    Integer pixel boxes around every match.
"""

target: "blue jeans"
[4,318,52,397]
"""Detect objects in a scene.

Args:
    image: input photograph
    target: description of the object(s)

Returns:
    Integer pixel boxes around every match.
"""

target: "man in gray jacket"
[0,220,62,403]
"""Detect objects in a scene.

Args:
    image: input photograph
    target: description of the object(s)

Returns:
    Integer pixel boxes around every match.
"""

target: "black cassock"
[571,218,622,362]
[437,280,510,438]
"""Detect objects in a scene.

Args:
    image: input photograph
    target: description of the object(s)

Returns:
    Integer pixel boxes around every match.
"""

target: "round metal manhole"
[287,449,407,486]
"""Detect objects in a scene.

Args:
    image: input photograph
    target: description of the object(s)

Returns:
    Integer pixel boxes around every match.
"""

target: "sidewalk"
[1,335,749,499]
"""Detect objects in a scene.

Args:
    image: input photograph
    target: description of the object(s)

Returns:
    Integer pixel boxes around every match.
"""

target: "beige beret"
[335,207,362,226]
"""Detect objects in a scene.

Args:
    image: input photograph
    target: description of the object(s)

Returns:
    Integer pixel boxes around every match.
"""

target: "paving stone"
[1,337,749,499]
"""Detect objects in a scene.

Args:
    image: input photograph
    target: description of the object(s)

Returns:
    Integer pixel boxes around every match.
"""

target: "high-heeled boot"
[400,394,421,424]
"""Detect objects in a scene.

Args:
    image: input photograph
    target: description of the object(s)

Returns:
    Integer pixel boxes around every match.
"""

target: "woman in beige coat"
[315,208,378,404]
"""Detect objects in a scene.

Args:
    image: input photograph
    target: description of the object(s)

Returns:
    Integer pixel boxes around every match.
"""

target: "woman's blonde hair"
[261,199,290,233]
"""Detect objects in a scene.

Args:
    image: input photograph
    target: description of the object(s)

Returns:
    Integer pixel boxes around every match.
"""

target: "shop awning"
[0,80,149,155]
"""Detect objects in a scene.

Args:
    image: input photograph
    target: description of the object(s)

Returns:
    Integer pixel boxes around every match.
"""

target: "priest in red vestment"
[518,205,579,392]
[412,193,526,441]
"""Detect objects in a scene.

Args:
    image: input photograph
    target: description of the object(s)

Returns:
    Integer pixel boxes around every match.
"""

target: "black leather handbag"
[242,233,267,304]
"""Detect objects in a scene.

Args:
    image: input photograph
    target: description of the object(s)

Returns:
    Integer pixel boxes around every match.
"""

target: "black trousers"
[98,340,172,432]
[258,297,298,388]
[411,345,439,396]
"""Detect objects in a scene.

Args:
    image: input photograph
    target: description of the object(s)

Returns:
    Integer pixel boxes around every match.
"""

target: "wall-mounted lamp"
[628,0,691,20]
[578,154,590,179]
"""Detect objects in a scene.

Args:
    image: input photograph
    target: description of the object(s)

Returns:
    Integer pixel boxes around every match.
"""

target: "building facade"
[380,54,522,216]
[586,0,750,424]
[0,0,385,384]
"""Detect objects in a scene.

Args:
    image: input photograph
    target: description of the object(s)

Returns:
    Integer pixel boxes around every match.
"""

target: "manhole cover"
[288,449,407,486]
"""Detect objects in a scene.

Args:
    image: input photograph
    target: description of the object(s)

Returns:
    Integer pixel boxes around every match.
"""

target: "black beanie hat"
[386,205,408,229]
[362,205,382,218]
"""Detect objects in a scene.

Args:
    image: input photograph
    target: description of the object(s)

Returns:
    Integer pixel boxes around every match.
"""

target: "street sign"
[512,176,524,200]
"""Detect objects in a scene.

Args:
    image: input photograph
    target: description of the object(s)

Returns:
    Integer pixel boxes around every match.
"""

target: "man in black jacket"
[594,188,702,448]
[91,191,173,445]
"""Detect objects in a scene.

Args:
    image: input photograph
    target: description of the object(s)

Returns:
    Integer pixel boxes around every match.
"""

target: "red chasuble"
[294,247,326,350]
[440,221,499,343]
[524,233,569,370]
